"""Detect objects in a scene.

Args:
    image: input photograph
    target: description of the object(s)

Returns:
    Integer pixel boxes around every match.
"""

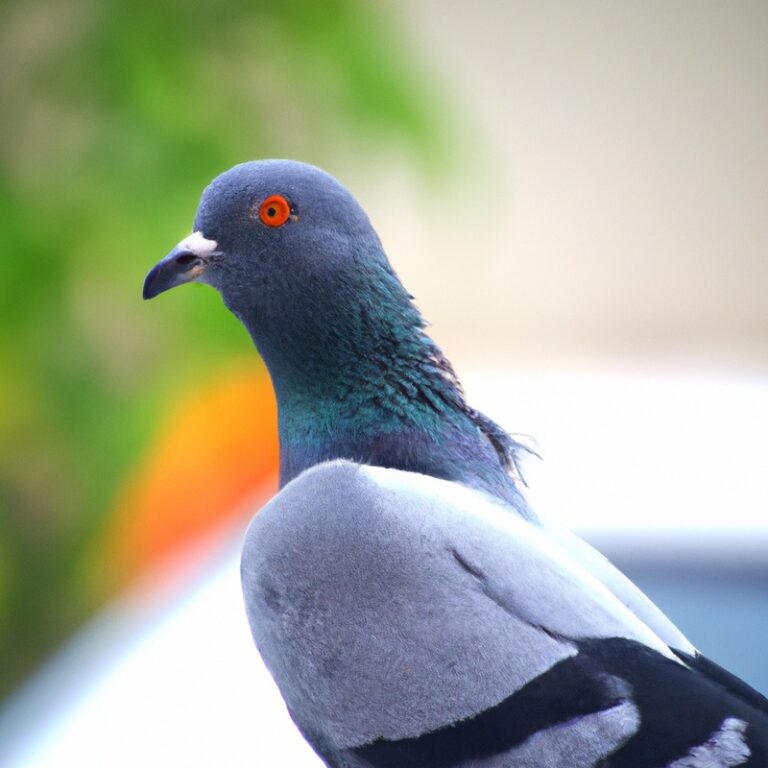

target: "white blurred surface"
[0,545,323,768]
[370,0,768,367]
[2,371,767,767]
[466,370,768,537]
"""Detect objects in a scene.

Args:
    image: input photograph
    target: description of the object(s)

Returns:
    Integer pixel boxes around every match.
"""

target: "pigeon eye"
[258,194,291,228]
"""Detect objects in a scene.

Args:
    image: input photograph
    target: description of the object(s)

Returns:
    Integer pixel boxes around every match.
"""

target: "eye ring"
[258,194,291,228]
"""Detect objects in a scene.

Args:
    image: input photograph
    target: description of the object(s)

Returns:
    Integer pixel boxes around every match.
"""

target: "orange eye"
[258,194,291,227]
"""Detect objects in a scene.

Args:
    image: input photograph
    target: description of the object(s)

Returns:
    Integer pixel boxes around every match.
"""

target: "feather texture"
[241,461,768,767]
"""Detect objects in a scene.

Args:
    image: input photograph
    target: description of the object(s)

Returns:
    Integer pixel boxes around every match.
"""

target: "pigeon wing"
[241,461,768,767]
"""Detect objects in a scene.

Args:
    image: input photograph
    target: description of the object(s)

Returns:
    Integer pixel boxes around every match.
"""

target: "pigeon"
[144,160,768,767]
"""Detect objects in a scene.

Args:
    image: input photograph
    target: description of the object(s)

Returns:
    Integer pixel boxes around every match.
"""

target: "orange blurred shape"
[107,364,279,586]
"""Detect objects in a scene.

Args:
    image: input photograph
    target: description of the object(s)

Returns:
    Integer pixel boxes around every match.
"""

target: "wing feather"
[241,461,680,750]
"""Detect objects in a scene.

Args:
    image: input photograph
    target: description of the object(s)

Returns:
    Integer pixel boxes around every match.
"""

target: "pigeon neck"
[247,319,531,521]
[267,326,474,486]
[233,253,534,517]
[236,280,484,485]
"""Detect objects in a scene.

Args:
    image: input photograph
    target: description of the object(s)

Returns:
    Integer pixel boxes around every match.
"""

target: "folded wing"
[241,461,768,767]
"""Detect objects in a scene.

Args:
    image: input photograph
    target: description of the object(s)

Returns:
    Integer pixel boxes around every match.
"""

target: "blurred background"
[1,0,766,765]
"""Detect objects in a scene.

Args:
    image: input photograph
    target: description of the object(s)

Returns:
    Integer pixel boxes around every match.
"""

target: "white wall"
[364,1,768,369]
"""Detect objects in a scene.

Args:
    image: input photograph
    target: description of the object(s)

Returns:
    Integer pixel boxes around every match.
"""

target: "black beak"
[144,231,220,300]
[143,246,207,300]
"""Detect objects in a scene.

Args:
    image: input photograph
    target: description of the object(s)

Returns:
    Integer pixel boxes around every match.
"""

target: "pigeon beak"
[143,231,219,300]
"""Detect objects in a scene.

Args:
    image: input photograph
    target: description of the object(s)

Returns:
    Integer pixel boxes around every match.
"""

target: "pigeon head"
[144,160,419,385]
[144,160,534,515]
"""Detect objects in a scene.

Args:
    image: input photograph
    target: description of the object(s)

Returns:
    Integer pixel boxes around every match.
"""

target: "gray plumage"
[240,461,766,767]
[240,460,665,748]
[145,160,768,767]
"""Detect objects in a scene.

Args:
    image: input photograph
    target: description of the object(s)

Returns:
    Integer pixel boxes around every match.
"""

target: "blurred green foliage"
[0,0,449,698]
